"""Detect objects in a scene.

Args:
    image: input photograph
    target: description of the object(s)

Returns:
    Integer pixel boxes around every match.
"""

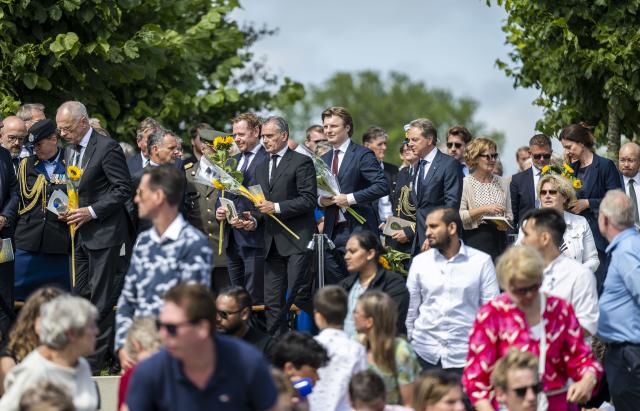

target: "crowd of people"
[0,101,638,411]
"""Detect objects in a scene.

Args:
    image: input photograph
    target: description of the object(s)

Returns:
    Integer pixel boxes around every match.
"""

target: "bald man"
[619,142,640,226]
[0,116,27,173]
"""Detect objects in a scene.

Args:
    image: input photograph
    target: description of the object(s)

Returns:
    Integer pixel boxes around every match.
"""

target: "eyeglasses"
[620,158,639,164]
[510,382,543,397]
[57,117,83,134]
[155,319,196,336]
[447,142,463,149]
[217,308,243,320]
[479,153,499,160]
[532,153,552,160]
[6,134,26,143]
[540,189,558,196]
[510,283,541,296]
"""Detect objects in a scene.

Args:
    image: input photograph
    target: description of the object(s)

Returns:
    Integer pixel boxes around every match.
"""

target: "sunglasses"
[511,382,543,397]
[540,189,558,196]
[217,308,243,320]
[155,319,196,336]
[479,153,499,160]
[446,142,463,149]
[532,153,552,160]
[510,283,541,296]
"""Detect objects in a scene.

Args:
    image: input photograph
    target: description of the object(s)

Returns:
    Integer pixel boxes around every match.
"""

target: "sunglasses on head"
[155,319,196,336]
[447,142,463,149]
[216,308,243,320]
[510,283,541,296]
[540,189,558,196]
[479,153,499,160]
[511,382,543,397]
[532,153,552,160]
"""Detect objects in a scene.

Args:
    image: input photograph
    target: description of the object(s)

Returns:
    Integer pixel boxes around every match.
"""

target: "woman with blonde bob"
[462,246,602,411]
[412,370,465,411]
[516,174,599,272]
[460,137,512,260]
[354,291,420,406]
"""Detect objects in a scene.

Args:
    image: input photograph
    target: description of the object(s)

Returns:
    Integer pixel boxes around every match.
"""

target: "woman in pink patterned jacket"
[462,246,602,411]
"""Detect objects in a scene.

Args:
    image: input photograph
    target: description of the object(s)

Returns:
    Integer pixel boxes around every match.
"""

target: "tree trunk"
[606,104,620,162]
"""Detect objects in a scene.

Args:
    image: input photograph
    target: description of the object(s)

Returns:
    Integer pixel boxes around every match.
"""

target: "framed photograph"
[482,216,514,231]
[46,189,69,216]
[0,238,14,264]
[219,197,238,223]
[382,216,415,236]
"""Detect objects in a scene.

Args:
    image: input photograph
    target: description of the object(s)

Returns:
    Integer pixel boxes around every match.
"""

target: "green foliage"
[0,0,304,142]
[490,0,640,157]
[281,71,504,165]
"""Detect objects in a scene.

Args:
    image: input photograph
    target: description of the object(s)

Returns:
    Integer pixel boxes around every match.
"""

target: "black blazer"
[126,152,145,176]
[412,150,463,254]
[65,131,132,250]
[338,267,410,335]
[0,147,19,237]
[383,161,399,196]
[510,167,536,229]
[15,151,70,254]
[254,149,317,257]
[320,142,389,238]
[570,154,623,252]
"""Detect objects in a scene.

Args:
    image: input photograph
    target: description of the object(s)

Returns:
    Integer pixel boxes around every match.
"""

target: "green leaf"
[36,76,52,91]
[23,73,38,89]
[49,5,62,21]
[62,0,81,12]
[123,41,139,59]
[224,88,239,103]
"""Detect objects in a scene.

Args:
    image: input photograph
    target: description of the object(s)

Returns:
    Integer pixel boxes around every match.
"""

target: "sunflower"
[563,163,574,174]
[378,256,391,270]
[541,165,550,174]
[67,165,83,181]
[225,136,234,144]
[213,136,225,149]
[573,179,582,189]
[212,179,225,190]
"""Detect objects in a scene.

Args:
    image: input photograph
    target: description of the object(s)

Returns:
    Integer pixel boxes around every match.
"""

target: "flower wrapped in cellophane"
[379,247,411,276]
[66,165,83,287]
[297,145,366,224]
[196,156,300,240]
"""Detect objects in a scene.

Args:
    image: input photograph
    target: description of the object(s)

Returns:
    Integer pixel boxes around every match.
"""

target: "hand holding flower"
[333,194,350,208]
[66,207,93,229]
[256,200,276,214]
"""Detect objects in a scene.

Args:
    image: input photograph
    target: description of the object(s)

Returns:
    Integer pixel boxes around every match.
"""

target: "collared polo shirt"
[126,335,277,411]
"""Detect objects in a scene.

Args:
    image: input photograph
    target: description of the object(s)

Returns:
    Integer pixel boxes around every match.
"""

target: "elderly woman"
[516,174,599,272]
[459,138,513,260]
[462,246,602,411]
[0,295,99,411]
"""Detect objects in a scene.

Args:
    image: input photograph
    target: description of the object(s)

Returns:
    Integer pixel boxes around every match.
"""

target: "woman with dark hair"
[339,230,409,337]
[560,123,622,291]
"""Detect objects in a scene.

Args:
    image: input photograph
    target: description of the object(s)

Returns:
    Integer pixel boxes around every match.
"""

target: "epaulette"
[184,162,194,170]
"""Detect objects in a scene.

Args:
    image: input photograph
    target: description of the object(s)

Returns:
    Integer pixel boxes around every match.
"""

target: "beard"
[429,233,452,252]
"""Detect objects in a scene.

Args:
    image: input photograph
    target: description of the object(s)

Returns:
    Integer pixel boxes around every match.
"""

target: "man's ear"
[495,386,508,405]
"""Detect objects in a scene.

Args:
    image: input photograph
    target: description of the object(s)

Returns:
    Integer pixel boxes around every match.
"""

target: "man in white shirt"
[521,208,599,335]
[406,207,499,374]
[309,286,367,411]
[619,142,640,227]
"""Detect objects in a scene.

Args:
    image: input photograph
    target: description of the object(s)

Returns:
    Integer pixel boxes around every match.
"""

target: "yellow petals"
[541,165,550,174]
[563,163,574,174]
[378,256,391,270]
[67,166,83,181]
[212,179,225,190]
[573,179,582,189]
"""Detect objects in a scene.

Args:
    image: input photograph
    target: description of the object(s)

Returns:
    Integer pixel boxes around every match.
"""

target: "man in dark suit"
[126,117,160,175]
[238,116,317,334]
[56,101,133,372]
[405,118,463,255]
[509,134,553,229]
[215,113,269,305]
[319,107,389,284]
[362,126,399,226]
[0,138,18,337]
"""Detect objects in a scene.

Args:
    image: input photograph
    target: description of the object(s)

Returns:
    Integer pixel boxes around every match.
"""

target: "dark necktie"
[331,149,340,175]
[240,151,253,174]
[73,144,82,166]
[416,159,427,195]
[269,154,279,184]
[629,179,639,225]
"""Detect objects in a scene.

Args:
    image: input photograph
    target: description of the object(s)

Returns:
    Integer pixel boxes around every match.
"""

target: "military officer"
[184,127,229,292]
[14,119,71,300]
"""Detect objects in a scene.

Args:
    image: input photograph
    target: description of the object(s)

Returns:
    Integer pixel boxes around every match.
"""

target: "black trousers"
[226,236,264,305]
[264,246,312,334]
[73,241,127,373]
[0,260,15,340]
[604,343,640,411]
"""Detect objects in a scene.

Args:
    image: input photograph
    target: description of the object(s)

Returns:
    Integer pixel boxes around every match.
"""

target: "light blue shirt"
[598,228,640,343]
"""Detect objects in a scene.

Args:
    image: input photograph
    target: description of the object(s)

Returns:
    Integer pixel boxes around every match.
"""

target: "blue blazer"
[321,141,388,238]
[411,149,463,254]
[0,147,18,237]
[570,153,623,252]
[510,167,536,229]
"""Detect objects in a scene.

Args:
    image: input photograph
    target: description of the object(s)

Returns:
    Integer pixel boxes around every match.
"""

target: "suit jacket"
[222,146,270,250]
[127,152,145,176]
[570,153,623,252]
[65,130,132,250]
[15,150,70,254]
[0,147,19,238]
[509,167,536,229]
[383,161,399,196]
[321,142,389,238]
[412,149,463,254]
[254,149,317,257]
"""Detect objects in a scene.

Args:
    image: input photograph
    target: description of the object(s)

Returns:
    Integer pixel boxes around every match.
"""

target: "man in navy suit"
[215,113,269,304]
[405,118,463,255]
[126,117,160,175]
[509,134,553,229]
[319,107,388,283]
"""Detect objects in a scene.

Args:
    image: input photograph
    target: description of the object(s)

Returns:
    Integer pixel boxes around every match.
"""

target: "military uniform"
[184,159,228,291]
[14,149,70,299]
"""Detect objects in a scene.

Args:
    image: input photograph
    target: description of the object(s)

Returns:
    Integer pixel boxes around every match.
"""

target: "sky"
[231,0,550,174]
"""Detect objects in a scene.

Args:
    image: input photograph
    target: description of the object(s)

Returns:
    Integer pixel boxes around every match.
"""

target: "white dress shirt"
[309,328,367,411]
[532,165,542,208]
[149,214,186,244]
[541,254,599,335]
[318,139,357,221]
[236,142,262,171]
[378,162,393,222]
[74,127,98,219]
[405,241,499,368]
[623,172,640,216]
[268,145,288,214]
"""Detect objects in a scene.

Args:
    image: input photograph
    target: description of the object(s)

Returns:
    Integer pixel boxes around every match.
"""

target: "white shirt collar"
[78,127,93,148]
[273,145,288,158]
[246,143,262,156]
[623,172,640,184]
[334,138,351,153]
[149,214,186,243]
[421,147,438,163]
[434,240,468,261]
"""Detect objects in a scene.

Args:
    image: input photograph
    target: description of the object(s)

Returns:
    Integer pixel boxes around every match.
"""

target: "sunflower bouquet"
[297,145,366,224]
[540,162,582,189]
[66,165,83,287]
[379,248,411,276]
[196,156,300,241]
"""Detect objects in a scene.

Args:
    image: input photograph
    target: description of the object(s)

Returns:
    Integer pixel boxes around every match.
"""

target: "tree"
[281,70,504,165]
[0,0,304,142]
[491,0,640,161]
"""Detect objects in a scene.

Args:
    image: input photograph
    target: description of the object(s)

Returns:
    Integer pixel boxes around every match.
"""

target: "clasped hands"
[58,207,93,228]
